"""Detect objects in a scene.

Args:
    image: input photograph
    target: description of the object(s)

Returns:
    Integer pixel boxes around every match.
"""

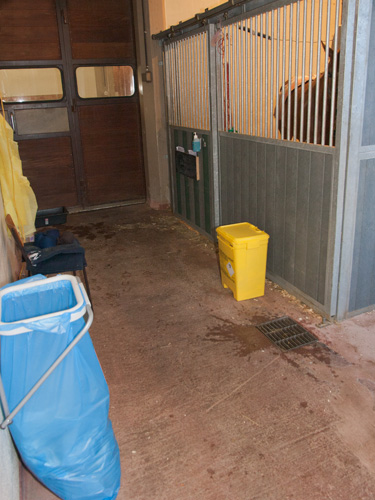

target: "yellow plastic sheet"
[0,111,38,240]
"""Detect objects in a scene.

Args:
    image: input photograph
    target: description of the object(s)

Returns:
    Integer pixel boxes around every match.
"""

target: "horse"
[276,43,339,146]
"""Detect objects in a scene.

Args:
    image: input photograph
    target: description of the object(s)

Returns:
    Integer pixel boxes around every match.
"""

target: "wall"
[0,189,20,500]
[164,0,224,27]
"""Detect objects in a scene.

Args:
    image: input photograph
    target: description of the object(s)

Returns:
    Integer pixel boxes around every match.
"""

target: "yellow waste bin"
[216,222,269,301]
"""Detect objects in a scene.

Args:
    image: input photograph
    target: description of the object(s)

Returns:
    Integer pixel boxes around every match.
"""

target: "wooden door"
[0,0,145,210]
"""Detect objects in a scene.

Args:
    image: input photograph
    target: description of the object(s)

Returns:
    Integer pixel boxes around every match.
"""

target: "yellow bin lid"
[216,222,269,248]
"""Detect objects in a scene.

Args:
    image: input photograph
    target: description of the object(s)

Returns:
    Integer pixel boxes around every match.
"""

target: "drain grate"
[256,316,318,351]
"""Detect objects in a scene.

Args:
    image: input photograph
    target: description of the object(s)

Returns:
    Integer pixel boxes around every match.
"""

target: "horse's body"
[277,45,339,146]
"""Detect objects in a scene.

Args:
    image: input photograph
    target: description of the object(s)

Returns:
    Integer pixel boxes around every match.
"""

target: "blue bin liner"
[0,275,121,500]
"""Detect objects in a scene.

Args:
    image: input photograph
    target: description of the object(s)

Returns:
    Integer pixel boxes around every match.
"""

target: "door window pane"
[15,108,69,135]
[0,68,63,103]
[76,66,135,98]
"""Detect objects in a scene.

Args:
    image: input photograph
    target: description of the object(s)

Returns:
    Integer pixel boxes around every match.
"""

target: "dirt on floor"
[21,204,375,500]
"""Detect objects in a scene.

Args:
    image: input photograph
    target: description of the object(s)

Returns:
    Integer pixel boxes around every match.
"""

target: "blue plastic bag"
[0,275,121,500]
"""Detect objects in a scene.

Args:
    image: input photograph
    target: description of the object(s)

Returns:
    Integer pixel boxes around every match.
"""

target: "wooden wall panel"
[18,137,78,209]
[78,102,145,205]
[0,0,60,61]
[67,0,135,60]
[220,135,334,308]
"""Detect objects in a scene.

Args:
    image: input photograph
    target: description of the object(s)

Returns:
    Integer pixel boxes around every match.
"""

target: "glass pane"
[0,68,63,103]
[76,66,135,98]
[15,108,69,135]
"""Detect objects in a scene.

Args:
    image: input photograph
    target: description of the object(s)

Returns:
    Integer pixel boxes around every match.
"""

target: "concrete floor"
[21,204,375,500]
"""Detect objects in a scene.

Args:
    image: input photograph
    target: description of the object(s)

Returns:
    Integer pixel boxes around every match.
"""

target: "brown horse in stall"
[277,43,339,146]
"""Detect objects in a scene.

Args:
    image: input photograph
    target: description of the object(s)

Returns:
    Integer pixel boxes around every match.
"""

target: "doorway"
[0,0,146,210]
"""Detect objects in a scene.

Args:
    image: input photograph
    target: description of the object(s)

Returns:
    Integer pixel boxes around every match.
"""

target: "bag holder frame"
[0,275,93,430]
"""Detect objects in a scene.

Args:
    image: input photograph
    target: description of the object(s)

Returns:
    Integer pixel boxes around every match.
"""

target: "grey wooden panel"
[349,159,375,311]
[219,135,333,307]
[317,154,333,305]
[273,145,287,277]
[305,152,325,300]
[362,4,375,146]
[248,141,258,223]
[265,145,276,271]
[294,149,311,291]
[257,142,267,232]
[284,148,298,285]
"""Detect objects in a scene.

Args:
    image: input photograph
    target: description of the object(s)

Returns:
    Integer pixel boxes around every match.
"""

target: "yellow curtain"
[0,112,38,240]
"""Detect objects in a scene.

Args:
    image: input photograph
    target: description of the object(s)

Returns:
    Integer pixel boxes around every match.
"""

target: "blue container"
[0,275,121,500]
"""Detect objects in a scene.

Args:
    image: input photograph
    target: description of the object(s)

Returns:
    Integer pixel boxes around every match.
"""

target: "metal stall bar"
[240,20,244,134]
[281,5,287,140]
[260,13,264,136]
[264,12,272,137]
[300,0,308,142]
[208,24,220,228]
[314,0,323,144]
[250,16,253,135]
[307,0,315,143]
[287,3,293,141]
[293,1,300,141]
[329,0,341,147]
[321,0,332,145]
[255,15,259,136]
[275,8,280,139]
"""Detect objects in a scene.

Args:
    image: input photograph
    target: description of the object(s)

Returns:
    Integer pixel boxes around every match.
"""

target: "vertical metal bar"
[265,12,269,137]
[259,14,263,136]
[307,0,315,142]
[208,23,220,228]
[164,45,171,124]
[255,15,258,136]
[174,42,179,125]
[240,21,246,134]
[188,36,193,129]
[329,0,340,146]
[270,11,275,138]
[231,23,235,131]
[314,0,323,144]
[206,31,210,130]
[192,36,196,129]
[250,16,253,135]
[293,1,300,141]
[179,41,184,126]
[245,18,249,135]
[275,8,280,139]
[172,43,178,125]
[281,6,286,140]
[236,21,240,133]
[223,27,227,131]
[176,42,181,126]
[321,0,332,145]
[287,3,293,141]
[186,38,190,128]
[300,0,308,142]
[196,34,203,128]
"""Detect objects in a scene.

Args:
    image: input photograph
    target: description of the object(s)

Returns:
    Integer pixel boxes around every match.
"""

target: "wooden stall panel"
[67,0,135,60]
[0,0,60,61]
[18,137,78,209]
[78,103,145,205]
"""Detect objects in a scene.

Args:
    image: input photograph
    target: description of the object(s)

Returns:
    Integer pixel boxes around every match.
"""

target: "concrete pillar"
[133,0,170,210]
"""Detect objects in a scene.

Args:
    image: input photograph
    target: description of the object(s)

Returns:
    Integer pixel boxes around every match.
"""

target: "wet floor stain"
[298,342,351,367]
[204,319,272,357]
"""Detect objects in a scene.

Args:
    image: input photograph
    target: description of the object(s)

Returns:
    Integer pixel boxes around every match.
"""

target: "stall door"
[0,0,145,210]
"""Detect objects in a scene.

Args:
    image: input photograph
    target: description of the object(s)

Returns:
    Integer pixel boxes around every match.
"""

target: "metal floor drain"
[256,316,318,351]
